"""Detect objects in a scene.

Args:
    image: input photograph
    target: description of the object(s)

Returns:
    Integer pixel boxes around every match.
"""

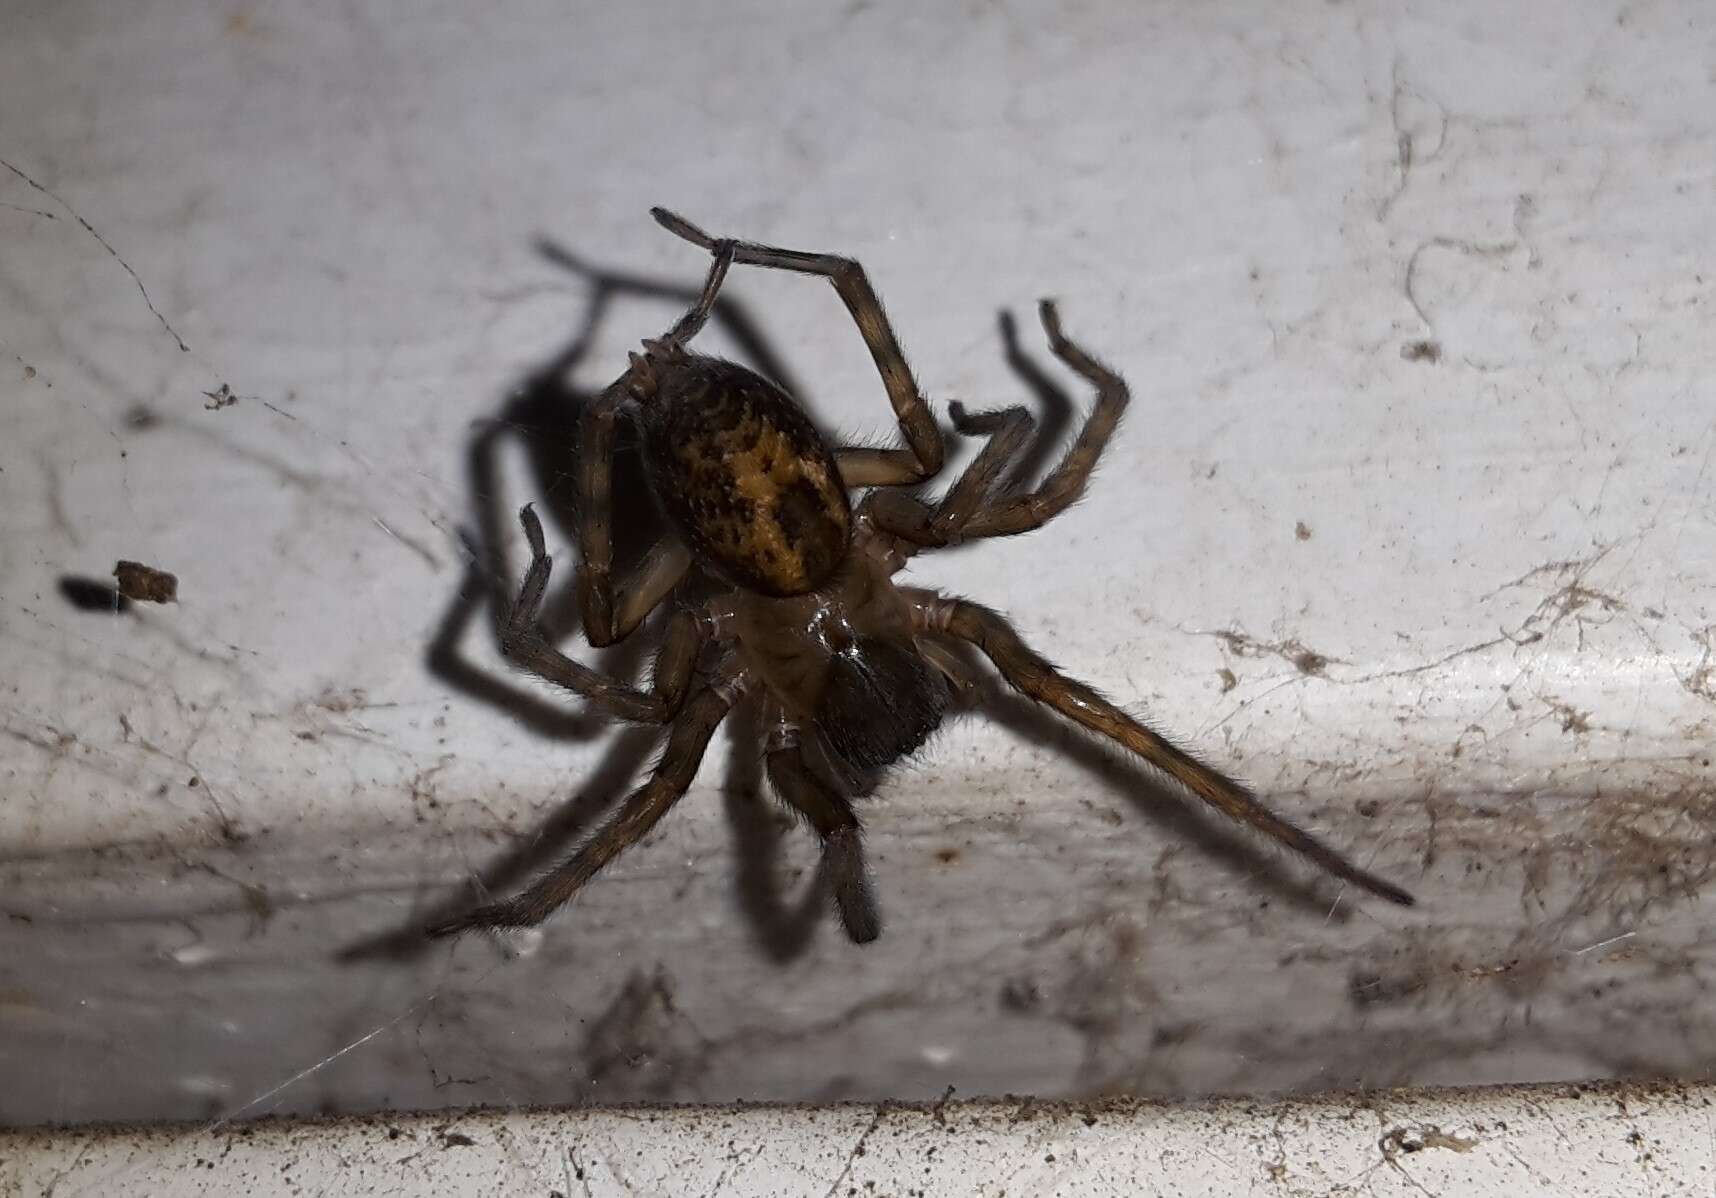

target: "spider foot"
[650,206,714,248]
[517,503,549,560]
[424,898,533,940]
[502,504,553,636]
[1037,297,1067,347]
[825,826,880,945]
[1035,299,1124,393]
[948,399,1018,437]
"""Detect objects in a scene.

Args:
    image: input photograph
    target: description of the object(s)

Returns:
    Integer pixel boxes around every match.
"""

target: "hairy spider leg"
[960,300,1129,537]
[929,402,1038,537]
[863,300,1128,553]
[860,401,1037,549]
[660,238,736,346]
[650,207,945,489]
[429,677,741,936]
[500,505,703,723]
[573,383,695,647]
[918,596,1415,907]
[760,710,881,944]
[571,243,735,646]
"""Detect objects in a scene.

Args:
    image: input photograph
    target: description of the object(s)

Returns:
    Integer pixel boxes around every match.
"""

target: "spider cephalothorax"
[431,208,1412,945]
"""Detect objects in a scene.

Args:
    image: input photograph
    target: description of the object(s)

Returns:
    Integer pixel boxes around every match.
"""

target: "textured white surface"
[3,0,1716,1130]
[2,1082,1710,1197]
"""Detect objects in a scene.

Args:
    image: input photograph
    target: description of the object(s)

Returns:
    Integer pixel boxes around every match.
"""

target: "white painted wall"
[3,0,1714,1140]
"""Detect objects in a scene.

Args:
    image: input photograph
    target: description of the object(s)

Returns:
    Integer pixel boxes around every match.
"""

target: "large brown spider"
[432,209,1412,945]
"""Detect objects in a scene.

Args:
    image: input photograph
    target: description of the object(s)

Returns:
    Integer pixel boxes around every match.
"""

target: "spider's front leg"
[571,239,737,647]
[500,504,702,724]
[572,387,665,647]
[651,206,945,488]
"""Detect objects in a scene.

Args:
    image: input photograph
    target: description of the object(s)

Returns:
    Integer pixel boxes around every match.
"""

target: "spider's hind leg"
[762,715,881,944]
[918,595,1415,908]
[429,678,740,937]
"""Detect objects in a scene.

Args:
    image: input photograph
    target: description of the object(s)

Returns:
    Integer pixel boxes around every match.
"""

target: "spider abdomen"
[643,356,851,597]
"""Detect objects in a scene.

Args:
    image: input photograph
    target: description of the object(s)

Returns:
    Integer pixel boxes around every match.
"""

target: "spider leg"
[918,637,989,708]
[762,716,880,944]
[572,260,726,646]
[609,537,694,637]
[573,383,624,645]
[932,402,1037,535]
[575,384,690,647]
[429,677,741,936]
[860,401,1037,552]
[860,301,1123,553]
[567,239,737,646]
[502,505,702,723]
[660,238,736,346]
[917,595,1415,907]
[652,206,945,486]
[956,300,1129,539]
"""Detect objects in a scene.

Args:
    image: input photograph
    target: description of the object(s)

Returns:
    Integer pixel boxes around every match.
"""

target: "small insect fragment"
[202,383,239,410]
[113,560,178,603]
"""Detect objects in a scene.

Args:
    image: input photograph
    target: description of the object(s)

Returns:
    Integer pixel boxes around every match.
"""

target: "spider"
[431,208,1413,945]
